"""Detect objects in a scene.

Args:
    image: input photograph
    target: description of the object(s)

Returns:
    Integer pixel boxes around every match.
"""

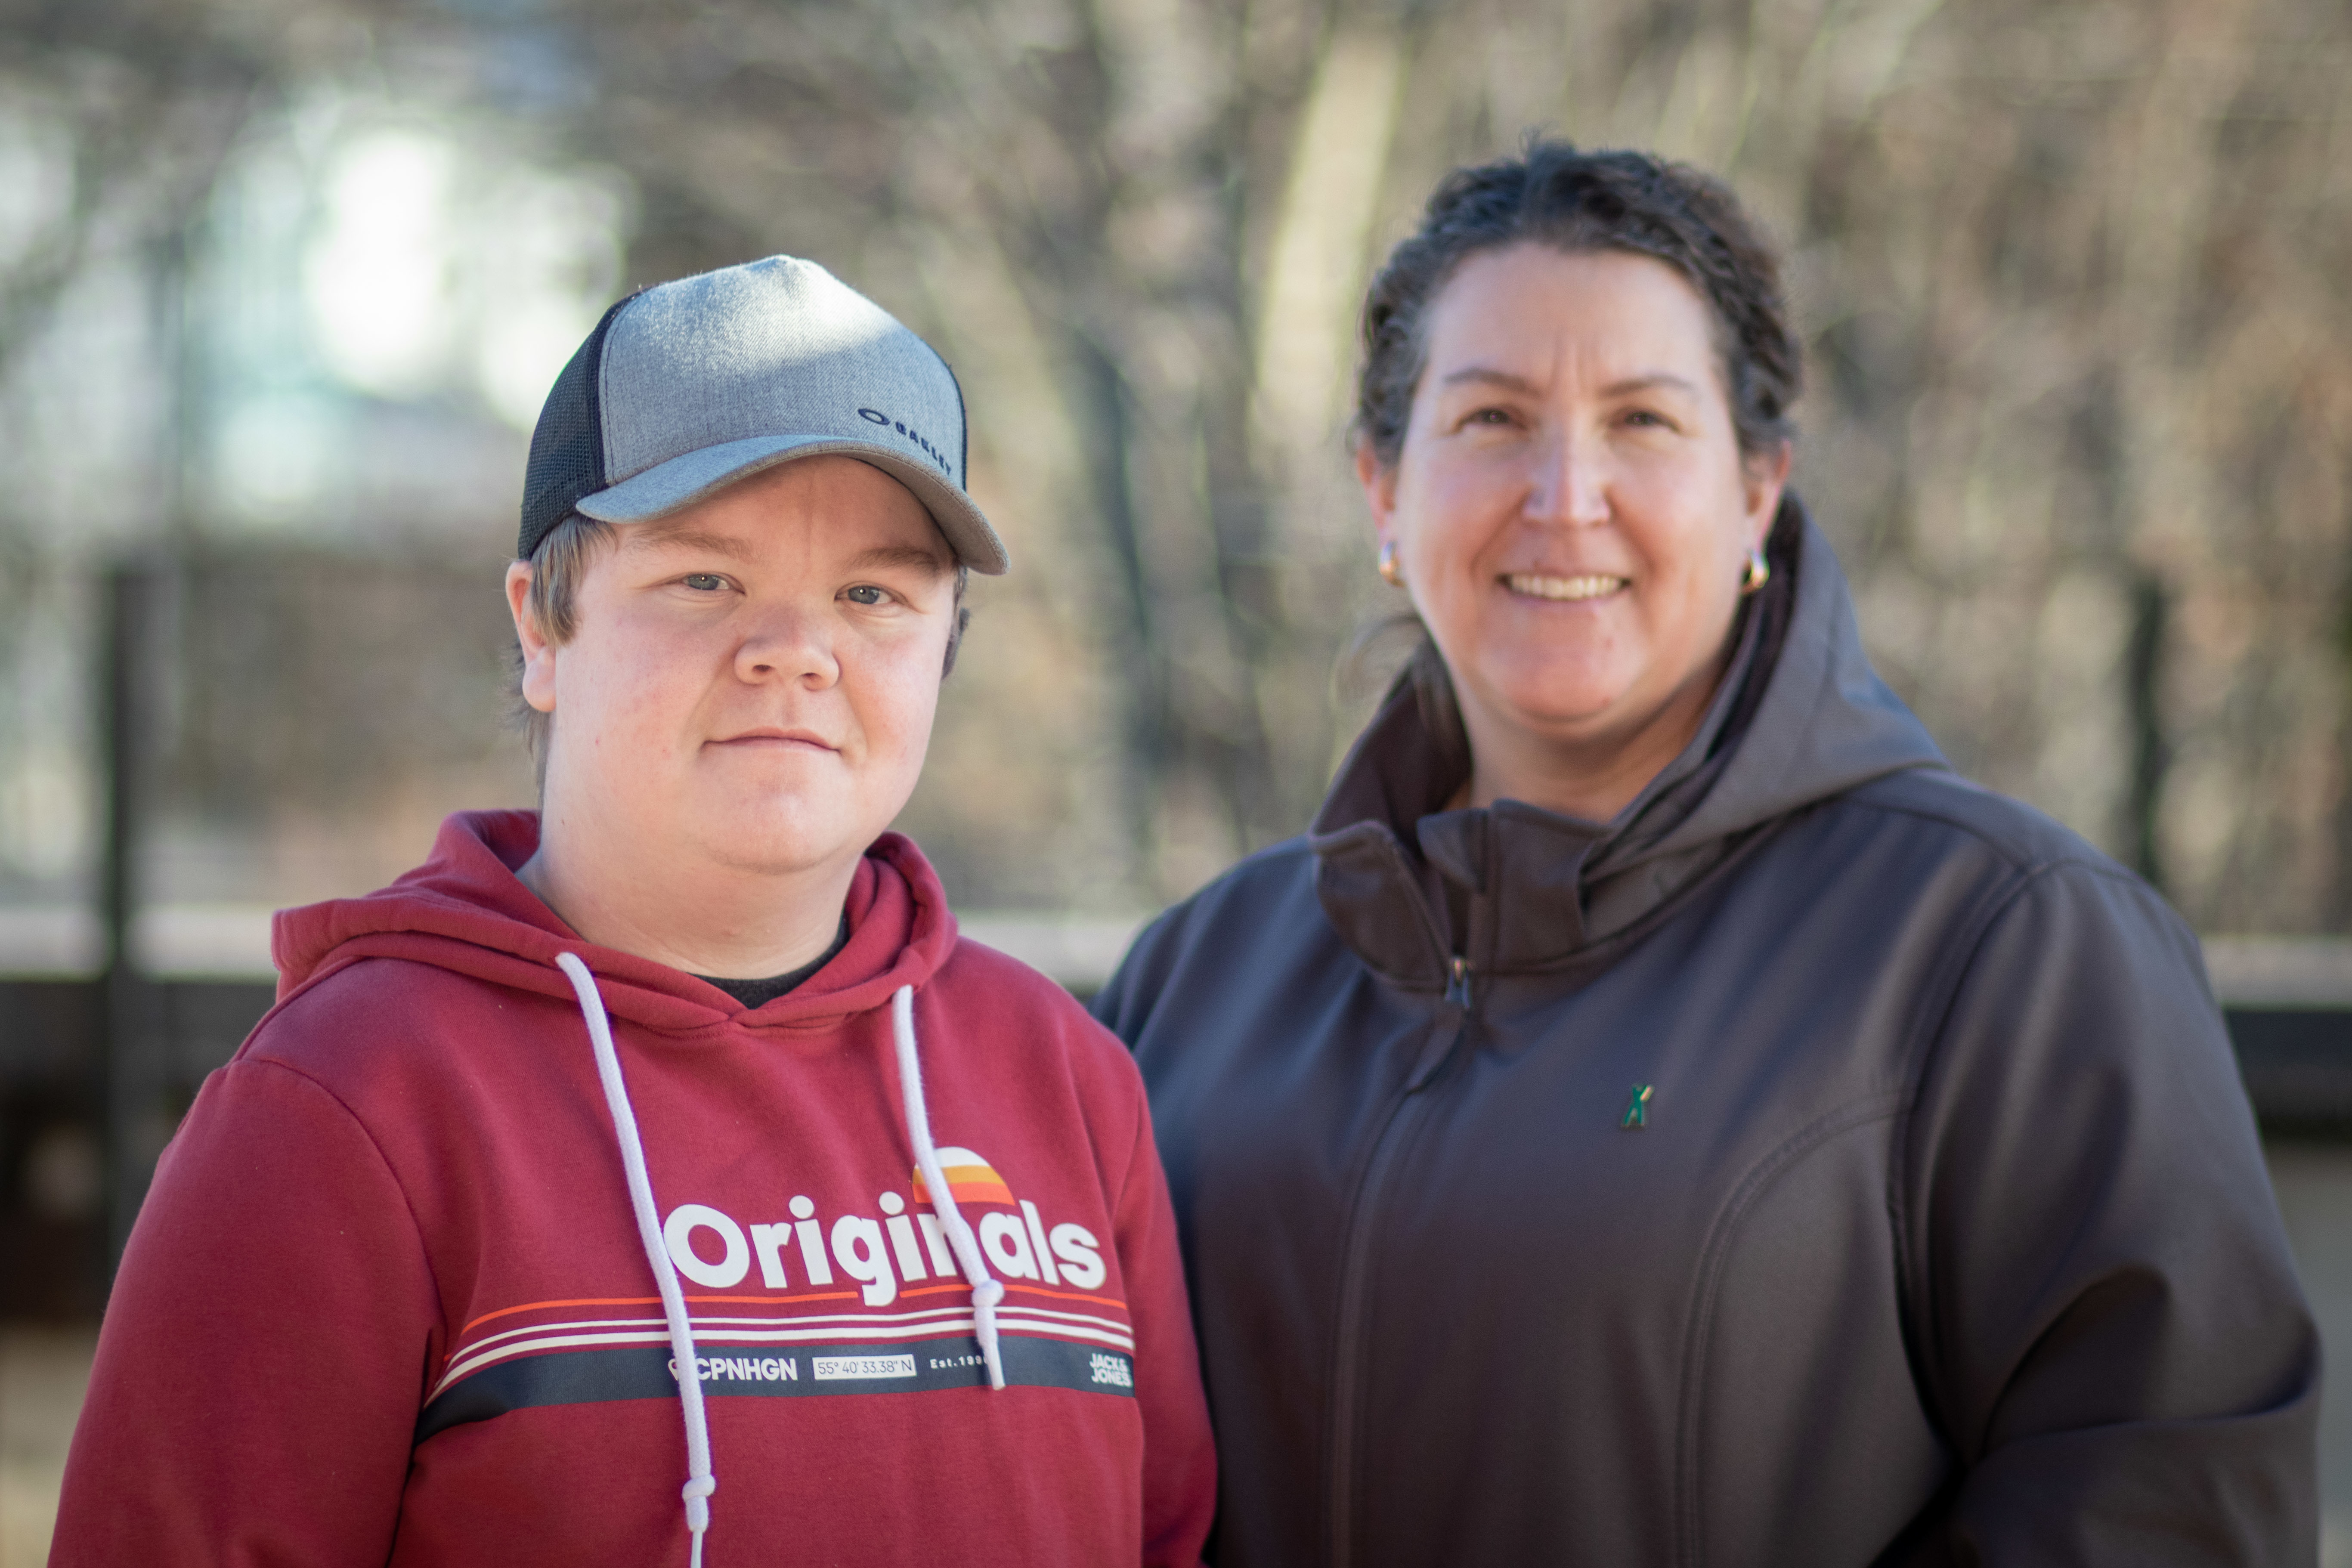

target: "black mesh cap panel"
[517,294,634,558]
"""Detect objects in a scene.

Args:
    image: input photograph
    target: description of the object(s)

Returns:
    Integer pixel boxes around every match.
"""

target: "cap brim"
[576,433,1010,575]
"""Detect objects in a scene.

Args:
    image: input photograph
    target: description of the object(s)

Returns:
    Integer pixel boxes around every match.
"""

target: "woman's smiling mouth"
[1504,572,1629,602]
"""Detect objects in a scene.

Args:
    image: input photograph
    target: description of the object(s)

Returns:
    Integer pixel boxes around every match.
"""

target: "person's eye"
[1467,406,1516,427]
[681,573,729,592]
[844,585,890,607]
[1622,409,1673,430]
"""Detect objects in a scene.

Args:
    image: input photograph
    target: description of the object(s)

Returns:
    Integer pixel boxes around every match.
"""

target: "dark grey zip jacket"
[1093,504,2318,1567]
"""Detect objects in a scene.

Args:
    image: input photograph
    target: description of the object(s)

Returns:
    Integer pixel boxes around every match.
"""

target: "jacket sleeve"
[50,1056,439,1566]
[1900,861,2319,1565]
[1111,1058,1218,1568]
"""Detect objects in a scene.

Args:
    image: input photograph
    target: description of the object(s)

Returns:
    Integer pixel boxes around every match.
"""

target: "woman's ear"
[1356,441,1399,531]
[1742,441,1792,552]
[1357,443,1410,585]
[505,562,559,716]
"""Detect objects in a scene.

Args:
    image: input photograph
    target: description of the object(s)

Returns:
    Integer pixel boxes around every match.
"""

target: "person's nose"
[733,600,839,688]
[1524,426,1609,529]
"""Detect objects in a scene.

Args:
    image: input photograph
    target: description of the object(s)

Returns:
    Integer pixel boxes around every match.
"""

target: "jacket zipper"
[1325,960,1473,1566]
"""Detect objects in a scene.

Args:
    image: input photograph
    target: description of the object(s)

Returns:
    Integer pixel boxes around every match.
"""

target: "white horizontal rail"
[3,906,2347,1006]
[0,905,1151,992]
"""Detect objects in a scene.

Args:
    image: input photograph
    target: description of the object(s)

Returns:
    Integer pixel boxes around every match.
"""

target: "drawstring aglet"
[972,1277,1008,1389]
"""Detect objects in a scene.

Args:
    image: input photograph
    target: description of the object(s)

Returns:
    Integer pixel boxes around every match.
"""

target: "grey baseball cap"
[517,256,1008,574]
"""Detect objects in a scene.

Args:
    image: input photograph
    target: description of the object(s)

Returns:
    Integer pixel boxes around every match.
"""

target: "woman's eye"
[1467,407,1515,427]
[844,585,888,606]
[681,573,728,592]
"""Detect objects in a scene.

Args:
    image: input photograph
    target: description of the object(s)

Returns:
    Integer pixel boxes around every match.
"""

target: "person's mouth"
[710,727,838,752]
[1504,572,1628,602]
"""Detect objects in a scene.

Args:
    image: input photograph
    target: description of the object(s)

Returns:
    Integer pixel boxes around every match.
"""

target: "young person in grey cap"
[53,257,1216,1568]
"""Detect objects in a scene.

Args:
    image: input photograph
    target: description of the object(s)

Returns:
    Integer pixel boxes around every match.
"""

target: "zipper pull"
[1445,955,1473,1010]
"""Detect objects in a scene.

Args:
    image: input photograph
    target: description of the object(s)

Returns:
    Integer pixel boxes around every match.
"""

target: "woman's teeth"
[1506,572,1627,601]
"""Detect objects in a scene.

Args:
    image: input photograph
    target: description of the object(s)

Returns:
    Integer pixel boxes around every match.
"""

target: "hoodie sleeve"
[50,1056,438,1567]
[1901,861,2319,1565]
[1109,1051,1218,1568]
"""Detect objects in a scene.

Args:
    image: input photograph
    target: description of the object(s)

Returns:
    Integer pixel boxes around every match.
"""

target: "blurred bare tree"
[0,0,273,912]
[523,0,1371,903]
[0,0,2347,930]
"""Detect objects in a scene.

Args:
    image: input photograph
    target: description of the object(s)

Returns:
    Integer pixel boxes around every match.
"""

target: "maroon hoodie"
[51,811,1214,1568]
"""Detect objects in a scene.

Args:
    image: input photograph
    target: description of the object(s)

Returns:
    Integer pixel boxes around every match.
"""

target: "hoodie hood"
[1308,498,1947,986]
[271,809,958,1034]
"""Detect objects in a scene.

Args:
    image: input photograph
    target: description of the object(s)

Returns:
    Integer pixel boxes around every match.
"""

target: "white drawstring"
[556,953,716,1568]
[891,984,1007,1390]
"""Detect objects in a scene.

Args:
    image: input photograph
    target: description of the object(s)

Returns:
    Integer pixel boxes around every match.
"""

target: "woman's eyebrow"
[1598,372,1701,397]
[1440,366,1542,394]
[1438,366,1701,398]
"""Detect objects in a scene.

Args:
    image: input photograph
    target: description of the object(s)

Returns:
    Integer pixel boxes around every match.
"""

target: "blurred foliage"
[0,0,2347,928]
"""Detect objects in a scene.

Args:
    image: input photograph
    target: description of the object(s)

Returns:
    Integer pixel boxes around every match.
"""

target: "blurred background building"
[3,0,2351,1560]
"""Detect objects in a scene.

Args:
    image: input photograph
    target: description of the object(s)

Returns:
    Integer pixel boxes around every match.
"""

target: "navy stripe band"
[418,1335,1135,1443]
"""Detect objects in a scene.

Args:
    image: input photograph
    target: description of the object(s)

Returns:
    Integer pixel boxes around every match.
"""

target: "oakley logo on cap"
[856,408,952,475]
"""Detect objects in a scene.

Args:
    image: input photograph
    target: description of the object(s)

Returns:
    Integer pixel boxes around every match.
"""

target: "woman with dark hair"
[1093,141,2317,1566]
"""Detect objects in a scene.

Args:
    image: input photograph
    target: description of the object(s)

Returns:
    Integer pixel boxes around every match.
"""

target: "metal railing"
[4,915,2349,1319]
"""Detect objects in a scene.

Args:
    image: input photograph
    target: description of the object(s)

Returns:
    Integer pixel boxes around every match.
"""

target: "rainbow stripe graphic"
[911,1147,1013,1208]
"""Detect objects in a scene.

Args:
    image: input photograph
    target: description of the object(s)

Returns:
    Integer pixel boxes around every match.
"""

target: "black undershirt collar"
[695,914,851,1010]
